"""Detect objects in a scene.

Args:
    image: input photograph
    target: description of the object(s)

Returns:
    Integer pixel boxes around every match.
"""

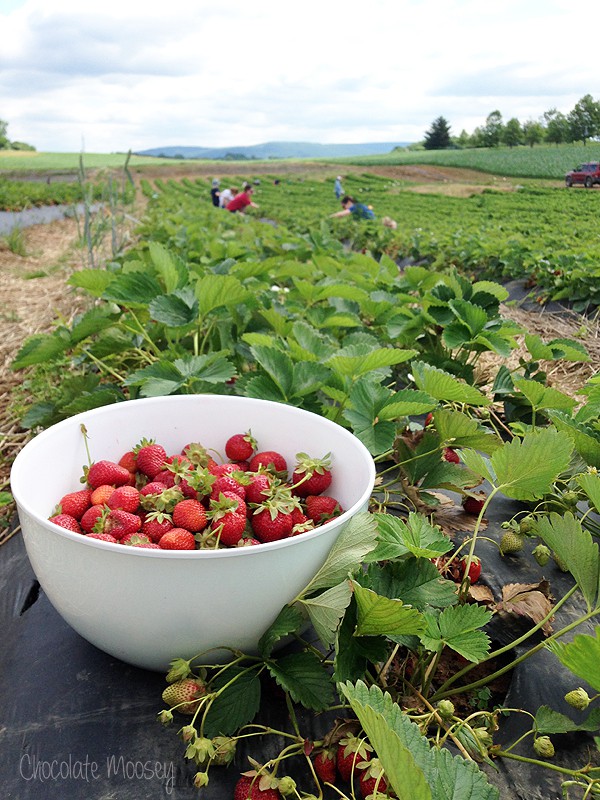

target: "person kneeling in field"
[226,183,259,214]
[330,195,375,220]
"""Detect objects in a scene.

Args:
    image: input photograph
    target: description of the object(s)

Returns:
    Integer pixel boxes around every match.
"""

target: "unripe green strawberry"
[519,515,535,535]
[210,736,236,766]
[277,776,296,796]
[436,699,455,720]
[532,543,551,566]
[562,490,580,508]
[162,678,207,714]
[533,735,555,758]
[499,531,524,555]
[564,688,590,710]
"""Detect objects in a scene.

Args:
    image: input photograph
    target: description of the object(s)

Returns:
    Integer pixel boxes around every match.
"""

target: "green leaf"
[434,408,502,454]
[195,274,248,315]
[123,361,183,396]
[299,581,353,647]
[525,333,589,363]
[0,491,13,507]
[242,374,287,403]
[299,512,379,597]
[68,268,114,296]
[491,429,573,501]
[334,600,389,682]
[344,380,399,455]
[353,582,426,638]
[535,512,599,612]
[363,559,459,611]
[341,681,500,800]
[258,605,305,658]
[327,346,416,379]
[577,471,600,514]
[419,461,481,492]
[202,665,261,737]
[267,651,334,711]
[547,627,600,692]
[69,305,121,344]
[535,705,600,734]
[411,362,490,407]
[148,241,187,292]
[290,361,332,398]
[513,377,576,413]
[457,450,495,484]
[378,389,438,421]
[149,288,199,327]
[421,605,492,662]
[102,271,163,306]
[12,332,70,368]
[367,513,453,561]
[250,345,294,398]
[547,411,600,469]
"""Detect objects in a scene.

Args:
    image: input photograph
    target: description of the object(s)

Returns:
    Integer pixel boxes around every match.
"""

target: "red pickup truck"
[565,162,600,188]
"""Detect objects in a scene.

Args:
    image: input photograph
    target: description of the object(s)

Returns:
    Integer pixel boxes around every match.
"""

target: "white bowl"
[10,395,375,671]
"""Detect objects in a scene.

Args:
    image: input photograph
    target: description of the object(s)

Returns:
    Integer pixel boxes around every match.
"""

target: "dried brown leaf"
[495,581,555,635]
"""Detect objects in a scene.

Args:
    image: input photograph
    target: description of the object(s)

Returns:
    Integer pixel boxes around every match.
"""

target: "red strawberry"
[460,555,481,583]
[357,758,388,799]
[443,447,460,464]
[336,737,372,782]
[107,485,140,513]
[290,507,313,535]
[80,504,106,533]
[424,412,435,426]
[56,488,92,520]
[90,484,116,506]
[85,460,131,490]
[229,460,250,472]
[209,493,248,546]
[142,513,173,543]
[248,450,288,477]
[49,513,82,533]
[233,774,282,800]
[291,452,332,497]
[305,495,343,525]
[462,493,486,515]
[181,442,216,471]
[251,507,294,543]
[86,532,118,543]
[314,750,337,783]
[210,474,246,502]
[104,509,142,540]
[209,462,238,477]
[135,441,167,479]
[121,531,153,546]
[225,431,257,462]
[245,472,273,504]
[172,499,208,533]
[139,481,167,497]
[162,678,207,714]
[154,469,176,488]
[118,450,137,473]
[159,528,196,550]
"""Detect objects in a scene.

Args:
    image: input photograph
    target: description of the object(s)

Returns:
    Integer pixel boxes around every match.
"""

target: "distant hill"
[134,141,410,161]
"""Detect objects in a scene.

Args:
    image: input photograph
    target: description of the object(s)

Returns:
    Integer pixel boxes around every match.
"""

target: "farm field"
[2,159,600,799]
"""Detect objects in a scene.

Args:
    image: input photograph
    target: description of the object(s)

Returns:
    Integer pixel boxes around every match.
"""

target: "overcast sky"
[1,0,598,153]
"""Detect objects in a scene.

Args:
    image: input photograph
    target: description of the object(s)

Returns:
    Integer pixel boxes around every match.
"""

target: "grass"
[0,151,197,173]
[335,142,600,180]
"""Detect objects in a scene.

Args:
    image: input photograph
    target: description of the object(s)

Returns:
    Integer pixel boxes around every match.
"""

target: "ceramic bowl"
[11,395,375,671]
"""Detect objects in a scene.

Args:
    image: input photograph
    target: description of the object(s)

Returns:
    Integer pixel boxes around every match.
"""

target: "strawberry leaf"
[577,471,600,513]
[327,346,417,379]
[334,599,389,682]
[202,665,261,738]
[433,408,502,454]
[102,271,163,306]
[299,581,353,647]
[149,288,199,328]
[513,377,576,414]
[534,512,599,612]
[299,512,378,597]
[366,513,453,562]
[68,268,114,296]
[363,559,459,611]
[12,332,70,369]
[547,627,600,693]
[411,362,491,407]
[268,651,334,711]
[352,582,427,638]
[547,411,600,468]
[258,605,304,659]
[491,428,573,500]
[535,705,600,734]
[341,681,500,800]
[421,605,492,662]
[525,333,589,363]
[195,274,249,315]
[148,241,187,293]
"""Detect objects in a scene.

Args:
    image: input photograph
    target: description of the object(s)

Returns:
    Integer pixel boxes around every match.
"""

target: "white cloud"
[1,0,599,151]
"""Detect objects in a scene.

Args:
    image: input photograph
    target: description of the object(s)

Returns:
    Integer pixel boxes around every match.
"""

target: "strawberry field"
[5,167,600,800]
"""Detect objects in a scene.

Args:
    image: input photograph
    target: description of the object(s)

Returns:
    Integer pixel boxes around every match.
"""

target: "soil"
[0,164,597,540]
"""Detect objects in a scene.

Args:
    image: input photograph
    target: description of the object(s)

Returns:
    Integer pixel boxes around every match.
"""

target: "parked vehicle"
[565,162,600,187]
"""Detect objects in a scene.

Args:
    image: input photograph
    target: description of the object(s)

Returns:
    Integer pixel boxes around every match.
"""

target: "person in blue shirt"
[330,195,375,220]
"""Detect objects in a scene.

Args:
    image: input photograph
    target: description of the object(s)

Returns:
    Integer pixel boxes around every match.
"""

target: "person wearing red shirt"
[226,184,259,214]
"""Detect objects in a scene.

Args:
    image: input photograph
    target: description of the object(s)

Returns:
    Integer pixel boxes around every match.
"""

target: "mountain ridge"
[134,140,410,160]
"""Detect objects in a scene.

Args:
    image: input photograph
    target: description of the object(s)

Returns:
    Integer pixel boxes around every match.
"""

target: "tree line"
[419,94,600,150]
[0,118,36,151]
